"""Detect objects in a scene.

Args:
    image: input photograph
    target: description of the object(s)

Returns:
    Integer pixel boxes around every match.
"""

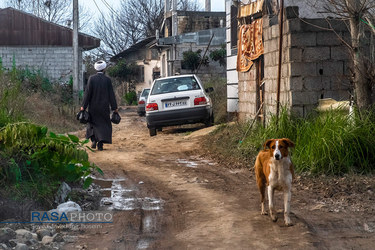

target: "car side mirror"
[205,87,214,93]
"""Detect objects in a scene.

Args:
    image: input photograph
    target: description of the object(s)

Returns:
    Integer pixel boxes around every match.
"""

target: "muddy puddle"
[90,175,164,249]
[158,156,217,169]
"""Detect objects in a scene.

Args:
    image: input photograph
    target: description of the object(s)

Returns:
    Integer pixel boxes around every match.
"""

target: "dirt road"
[65,107,375,250]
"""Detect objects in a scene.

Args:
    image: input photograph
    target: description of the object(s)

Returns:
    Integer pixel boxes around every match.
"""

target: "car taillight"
[194,97,207,105]
[139,100,145,104]
[146,103,158,111]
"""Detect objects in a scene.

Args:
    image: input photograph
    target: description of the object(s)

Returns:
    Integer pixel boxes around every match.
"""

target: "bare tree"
[321,0,375,110]
[178,0,201,11]
[93,13,137,58]
[94,0,202,57]
[119,0,164,39]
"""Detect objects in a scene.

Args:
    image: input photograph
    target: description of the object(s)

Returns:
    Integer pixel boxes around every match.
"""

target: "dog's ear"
[281,138,295,148]
[264,139,273,150]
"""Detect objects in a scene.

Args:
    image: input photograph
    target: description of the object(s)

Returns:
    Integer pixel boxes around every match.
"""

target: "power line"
[93,0,106,18]
[100,0,122,20]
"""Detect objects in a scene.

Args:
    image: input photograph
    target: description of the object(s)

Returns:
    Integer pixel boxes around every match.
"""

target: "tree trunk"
[348,0,372,111]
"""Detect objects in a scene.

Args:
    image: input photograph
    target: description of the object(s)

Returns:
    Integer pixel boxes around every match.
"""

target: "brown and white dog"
[254,138,295,226]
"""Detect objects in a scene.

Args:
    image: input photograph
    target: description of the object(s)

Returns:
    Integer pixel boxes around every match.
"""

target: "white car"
[137,88,150,116]
[145,74,214,136]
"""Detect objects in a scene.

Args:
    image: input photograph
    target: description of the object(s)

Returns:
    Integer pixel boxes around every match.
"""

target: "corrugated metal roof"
[111,37,156,61]
[0,7,100,50]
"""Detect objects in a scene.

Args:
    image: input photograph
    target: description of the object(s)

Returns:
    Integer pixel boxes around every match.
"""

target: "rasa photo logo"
[31,211,113,224]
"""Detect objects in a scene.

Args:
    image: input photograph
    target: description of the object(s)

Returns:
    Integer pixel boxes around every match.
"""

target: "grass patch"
[206,107,375,175]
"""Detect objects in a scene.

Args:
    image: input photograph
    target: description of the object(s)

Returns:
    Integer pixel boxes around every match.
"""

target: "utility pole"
[73,0,79,106]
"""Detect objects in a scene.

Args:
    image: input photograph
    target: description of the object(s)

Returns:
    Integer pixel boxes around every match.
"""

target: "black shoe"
[97,142,103,151]
[91,141,97,149]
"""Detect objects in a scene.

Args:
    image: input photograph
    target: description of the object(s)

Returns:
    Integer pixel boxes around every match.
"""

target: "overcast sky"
[84,0,225,15]
[0,0,225,13]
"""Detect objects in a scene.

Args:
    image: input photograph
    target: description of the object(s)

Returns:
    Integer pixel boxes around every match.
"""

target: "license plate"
[165,100,187,108]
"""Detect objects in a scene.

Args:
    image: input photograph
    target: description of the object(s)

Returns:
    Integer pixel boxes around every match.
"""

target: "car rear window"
[141,89,150,97]
[151,76,201,95]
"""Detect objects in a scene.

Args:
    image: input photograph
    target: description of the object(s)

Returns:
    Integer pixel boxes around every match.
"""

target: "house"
[0,7,100,89]
[110,37,160,94]
[156,0,227,82]
[111,0,227,95]
[226,0,352,122]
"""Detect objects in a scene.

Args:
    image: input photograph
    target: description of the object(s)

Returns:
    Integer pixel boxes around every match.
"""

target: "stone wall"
[0,46,83,86]
[237,7,352,122]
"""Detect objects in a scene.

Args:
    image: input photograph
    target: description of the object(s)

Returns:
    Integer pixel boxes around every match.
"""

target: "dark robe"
[82,72,117,144]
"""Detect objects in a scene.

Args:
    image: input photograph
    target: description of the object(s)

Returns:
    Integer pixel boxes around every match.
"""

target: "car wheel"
[149,127,157,136]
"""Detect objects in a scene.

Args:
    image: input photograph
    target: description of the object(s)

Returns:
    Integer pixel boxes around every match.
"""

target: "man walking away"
[81,60,118,151]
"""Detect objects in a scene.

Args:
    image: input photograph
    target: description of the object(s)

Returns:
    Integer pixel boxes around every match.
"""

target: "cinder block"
[303,76,324,91]
[331,46,350,61]
[271,25,280,39]
[288,47,303,62]
[319,61,344,76]
[289,76,303,91]
[265,65,278,79]
[292,91,319,105]
[281,63,290,78]
[300,19,330,32]
[317,32,342,46]
[290,62,317,77]
[291,32,316,47]
[264,40,271,54]
[329,77,350,91]
[269,39,279,52]
[302,47,330,62]
[263,27,271,41]
[286,18,301,33]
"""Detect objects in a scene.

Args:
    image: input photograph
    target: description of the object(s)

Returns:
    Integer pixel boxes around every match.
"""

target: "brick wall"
[0,46,83,86]
[237,7,351,122]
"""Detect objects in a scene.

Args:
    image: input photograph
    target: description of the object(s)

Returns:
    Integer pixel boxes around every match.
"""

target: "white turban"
[94,60,107,71]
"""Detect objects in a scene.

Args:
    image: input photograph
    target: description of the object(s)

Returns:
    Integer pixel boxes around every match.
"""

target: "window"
[151,76,201,95]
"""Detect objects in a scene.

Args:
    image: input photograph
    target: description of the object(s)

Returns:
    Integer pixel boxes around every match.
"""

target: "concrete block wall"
[286,11,351,117]
[237,68,257,121]
[0,46,83,86]
[237,6,351,122]
[177,15,224,35]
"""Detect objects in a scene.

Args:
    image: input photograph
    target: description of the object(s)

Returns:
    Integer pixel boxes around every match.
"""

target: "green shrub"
[124,91,137,105]
[209,45,226,67]
[0,122,102,202]
[181,49,209,72]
